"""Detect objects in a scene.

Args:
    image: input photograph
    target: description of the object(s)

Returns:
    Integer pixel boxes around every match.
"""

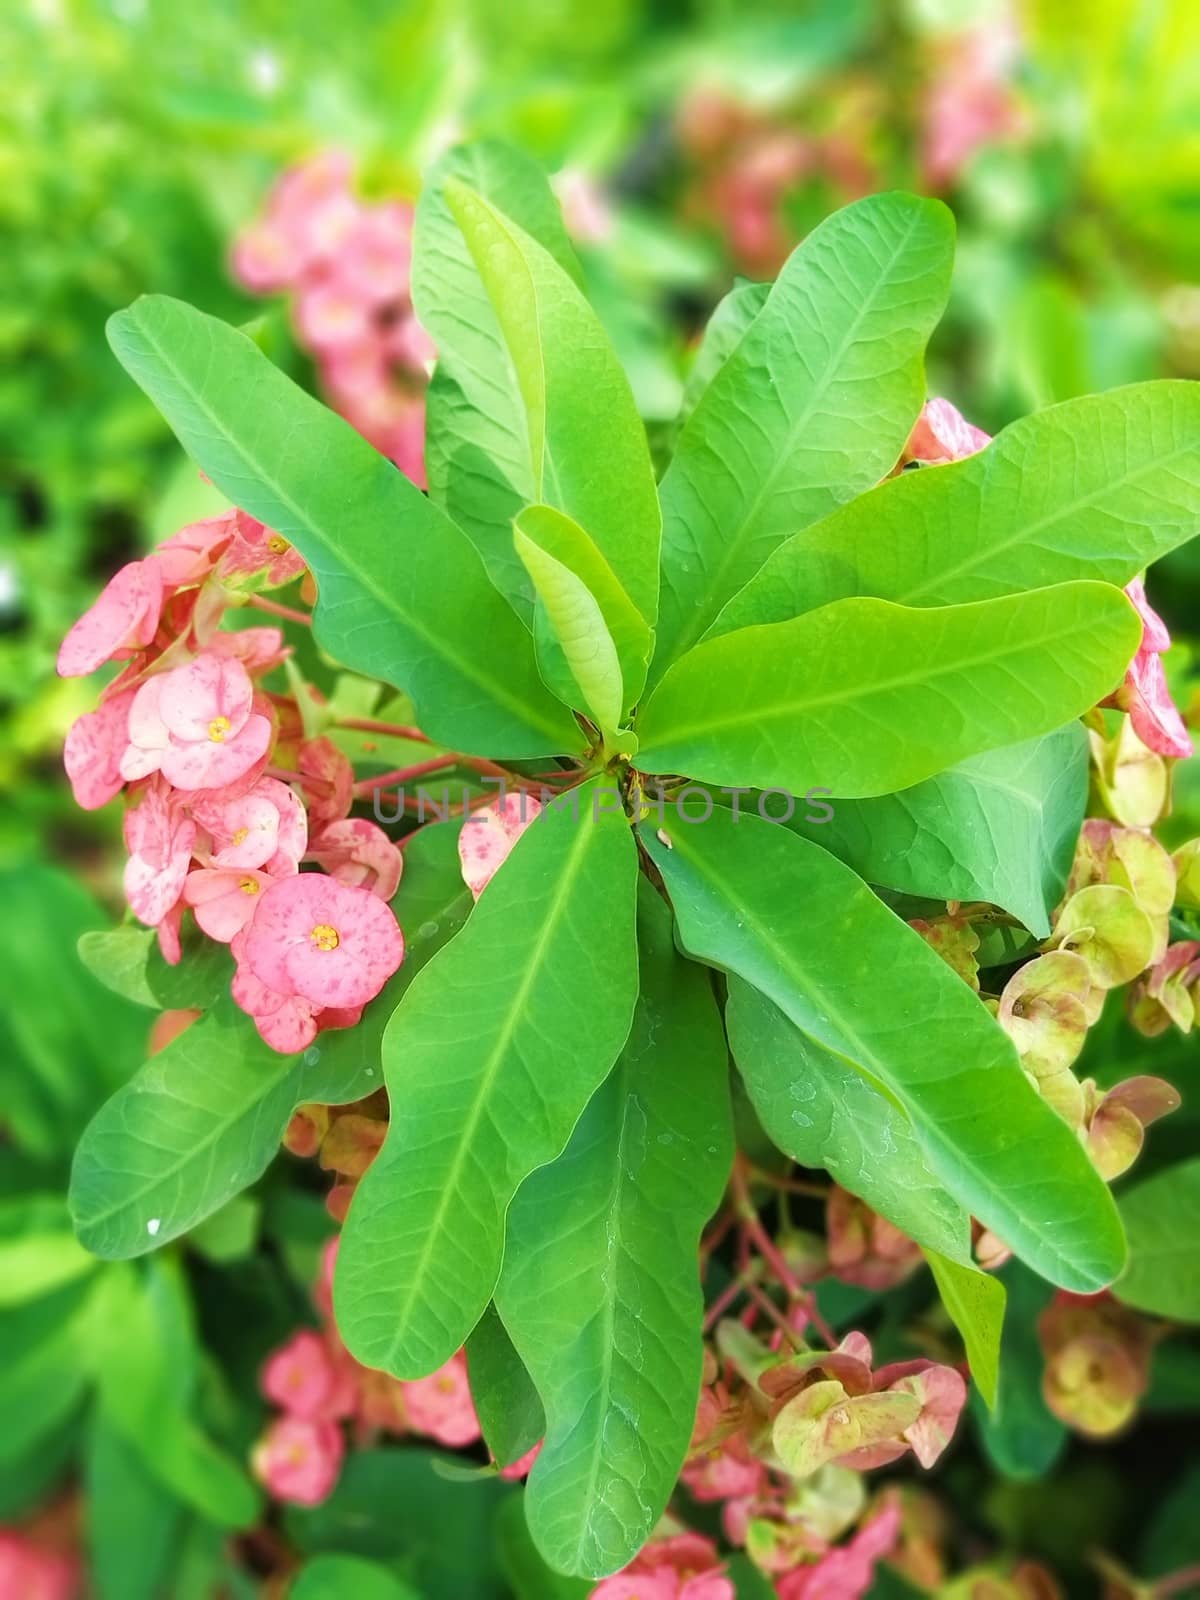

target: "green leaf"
[636,583,1140,799]
[1115,1156,1200,1319]
[444,180,661,630]
[640,809,1126,1292]
[924,1248,1006,1410]
[514,502,653,721]
[494,1494,592,1600]
[650,192,954,685]
[495,885,733,1578]
[466,1304,545,1469]
[70,824,472,1258]
[414,140,583,620]
[287,1448,512,1599]
[291,1555,421,1600]
[972,1259,1066,1479]
[677,280,770,430]
[714,381,1200,633]
[106,295,579,759]
[336,777,640,1377]
[78,925,233,1011]
[0,1277,95,1466]
[725,980,970,1261]
[87,1417,184,1600]
[0,1194,97,1306]
[787,724,1089,936]
[514,522,625,739]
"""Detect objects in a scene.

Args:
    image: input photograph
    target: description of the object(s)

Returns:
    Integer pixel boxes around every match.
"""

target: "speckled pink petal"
[1124,578,1172,653]
[194,790,282,869]
[57,560,164,677]
[208,626,288,672]
[903,397,992,466]
[157,901,184,966]
[182,867,273,941]
[307,818,402,899]
[244,873,404,1008]
[121,674,172,781]
[159,653,253,742]
[458,792,542,900]
[1121,650,1194,759]
[63,688,136,810]
[159,713,273,792]
[298,737,354,830]
[151,514,233,588]
[123,783,196,926]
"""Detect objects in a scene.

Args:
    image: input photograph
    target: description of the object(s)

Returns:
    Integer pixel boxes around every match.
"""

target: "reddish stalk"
[334,717,431,743]
[247,593,313,626]
[353,756,458,796]
[702,1275,749,1334]
[730,1160,837,1348]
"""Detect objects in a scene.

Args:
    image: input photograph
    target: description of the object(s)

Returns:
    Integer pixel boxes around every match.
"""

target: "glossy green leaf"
[678,279,769,428]
[414,140,582,620]
[495,886,733,1578]
[70,824,472,1259]
[514,521,624,739]
[0,1195,96,1307]
[636,583,1140,799]
[0,1276,95,1465]
[725,979,970,1261]
[78,925,232,1012]
[640,809,1126,1292]
[466,1304,545,1469]
[494,1494,592,1600]
[514,502,653,719]
[924,1248,1006,1410]
[444,180,660,629]
[107,295,579,758]
[291,1555,421,1600]
[87,1418,184,1600]
[651,192,953,685]
[714,381,1200,633]
[1115,1157,1200,1319]
[336,777,640,1377]
[787,724,1089,936]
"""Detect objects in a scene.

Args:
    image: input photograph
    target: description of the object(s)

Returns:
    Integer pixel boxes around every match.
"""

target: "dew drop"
[418,920,439,939]
[303,1046,321,1066]
[146,1218,161,1237]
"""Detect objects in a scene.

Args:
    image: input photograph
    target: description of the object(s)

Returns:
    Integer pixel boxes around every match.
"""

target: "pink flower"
[902,397,991,465]
[231,151,360,293]
[592,1535,734,1600]
[458,792,542,899]
[590,1577,677,1600]
[499,1441,543,1480]
[123,779,196,927]
[683,1443,767,1503]
[193,776,307,872]
[182,867,276,942]
[870,1361,968,1469]
[208,625,289,673]
[335,203,415,306]
[241,873,405,1010]
[921,22,1023,189]
[261,1329,356,1422]
[231,953,322,1053]
[298,737,355,830]
[150,515,233,587]
[775,1505,901,1600]
[252,1415,344,1506]
[1107,578,1193,759]
[57,560,163,677]
[218,511,307,589]
[121,652,273,791]
[0,1532,79,1600]
[294,278,377,356]
[401,1352,481,1448]
[63,686,136,810]
[306,817,403,899]
[313,1234,339,1318]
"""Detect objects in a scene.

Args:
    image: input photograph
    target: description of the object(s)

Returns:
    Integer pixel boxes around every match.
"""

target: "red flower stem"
[1157,1563,1200,1598]
[334,717,431,743]
[749,1164,829,1199]
[731,1161,837,1349]
[353,756,458,796]
[702,1275,748,1333]
[745,1282,803,1349]
[246,593,313,626]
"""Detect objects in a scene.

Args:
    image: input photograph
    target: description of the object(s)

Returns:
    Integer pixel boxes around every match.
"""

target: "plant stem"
[247,593,313,626]
[335,717,431,743]
[353,756,458,796]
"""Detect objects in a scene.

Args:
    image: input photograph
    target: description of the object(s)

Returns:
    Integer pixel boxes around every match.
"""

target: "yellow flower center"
[232,826,250,846]
[310,923,340,951]
[208,715,232,743]
[267,534,290,555]
[240,877,260,896]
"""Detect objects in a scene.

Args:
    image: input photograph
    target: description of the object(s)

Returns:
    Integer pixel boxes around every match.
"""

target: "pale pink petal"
[458,792,542,899]
[1124,577,1172,652]
[1121,646,1193,759]
[589,1577,676,1600]
[307,817,403,899]
[158,653,253,742]
[159,712,273,791]
[232,963,322,1053]
[244,873,404,1009]
[261,1329,355,1421]
[63,688,135,809]
[57,560,163,677]
[252,1415,344,1506]
[151,514,234,587]
[123,782,196,926]
[208,625,289,672]
[402,1352,481,1447]
[182,867,273,941]
[903,397,992,465]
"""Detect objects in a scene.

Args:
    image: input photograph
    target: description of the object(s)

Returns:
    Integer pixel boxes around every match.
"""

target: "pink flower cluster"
[904,397,1192,759]
[0,1530,78,1600]
[253,1237,536,1506]
[232,151,432,486]
[591,1532,733,1600]
[57,510,405,1053]
[920,17,1025,189]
